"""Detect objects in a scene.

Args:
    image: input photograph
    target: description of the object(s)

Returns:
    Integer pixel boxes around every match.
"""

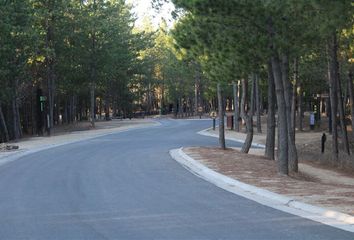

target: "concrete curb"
[0,121,160,167]
[170,147,354,233]
[197,128,266,148]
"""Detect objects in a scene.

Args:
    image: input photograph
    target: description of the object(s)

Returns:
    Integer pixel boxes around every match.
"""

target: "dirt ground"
[188,113,354,215]
[184,146,354,215]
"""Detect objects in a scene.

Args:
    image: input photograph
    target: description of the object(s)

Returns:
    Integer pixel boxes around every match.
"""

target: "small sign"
[40,96,47,102]
[210,111,217,119]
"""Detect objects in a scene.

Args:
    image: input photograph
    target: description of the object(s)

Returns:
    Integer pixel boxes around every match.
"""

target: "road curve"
[0,119,353,239]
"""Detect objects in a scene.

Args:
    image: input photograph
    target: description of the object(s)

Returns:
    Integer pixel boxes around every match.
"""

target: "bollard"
[321,133,326,153]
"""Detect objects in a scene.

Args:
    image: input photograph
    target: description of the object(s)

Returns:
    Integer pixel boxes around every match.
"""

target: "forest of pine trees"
[1,0,354,175]
[169,0,354,174]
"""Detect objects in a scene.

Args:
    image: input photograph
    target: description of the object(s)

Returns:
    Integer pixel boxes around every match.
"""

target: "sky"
[128,0,176,29]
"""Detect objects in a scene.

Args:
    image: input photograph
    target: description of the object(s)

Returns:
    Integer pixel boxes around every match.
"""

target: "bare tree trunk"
[241,77,253,153]
[337,69,350,155]
[12,97,21,141]
[179,97,183,117]
[194,61,201,114]
[90,83,95,127]
[73,95,77,123]
[47,63,55,135]
[292,58,298,133]
[298,83,303,131]
[328,33,339,161]
[45,5,56,136]
[0,101,9,142]
[113,95,117,118]
[217,83,226,150]
[284,56,298,172]
[265,61,276,160]
[272,55,289,175]
[233,81,240,131]
[348,70,354,140]
[90,3,97,127]
[255,74,262,133]
[268,18,288,175]
[326,96,332,134]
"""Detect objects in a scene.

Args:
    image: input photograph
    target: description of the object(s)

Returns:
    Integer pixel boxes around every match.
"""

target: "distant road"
[0,119,353,239]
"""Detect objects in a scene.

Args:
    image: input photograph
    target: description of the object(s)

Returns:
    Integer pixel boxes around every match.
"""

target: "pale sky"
[128,0,176,29]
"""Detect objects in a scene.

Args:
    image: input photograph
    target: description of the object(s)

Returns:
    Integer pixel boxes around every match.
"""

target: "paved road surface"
[0,119,353,239]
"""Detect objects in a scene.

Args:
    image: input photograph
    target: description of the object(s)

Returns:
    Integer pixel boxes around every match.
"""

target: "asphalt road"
[0,119,353,239]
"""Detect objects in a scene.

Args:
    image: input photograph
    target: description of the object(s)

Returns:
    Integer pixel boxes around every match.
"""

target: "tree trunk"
[90,12,97,127]
[90,84,95,127]
[255,74,262,133]
[241,75,254,153]
[298,83,303,131]
[217,83,226,150]
[348,70,354,140]
[326,96,332,134]
[283,56,298,172]
[64,99,68,124]
[179,97,183,117]
[12,97,21,141]
[292,58,298,134]
[265,60,276,160]
[328,33,341,161]
[0,101,9,142]
[194,61,201,114]
[233,81,240,131]
[45,7,56,136]
[72,95,77,123]
[268,18,288,175]
[272,55,289,175]
[47,64,55,135]
[337,69,350,155]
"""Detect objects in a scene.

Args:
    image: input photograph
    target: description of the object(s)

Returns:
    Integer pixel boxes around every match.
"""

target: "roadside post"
[210,111,217,130]
[321,133,326,153]
[198,106,203,119]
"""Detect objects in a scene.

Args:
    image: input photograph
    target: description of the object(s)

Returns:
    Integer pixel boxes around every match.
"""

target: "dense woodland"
[0,0,196,142]
[1,0,354,175]
[165,0,354,175]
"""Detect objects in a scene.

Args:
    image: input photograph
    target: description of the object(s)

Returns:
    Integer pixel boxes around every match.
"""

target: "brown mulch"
[184,146,354,216]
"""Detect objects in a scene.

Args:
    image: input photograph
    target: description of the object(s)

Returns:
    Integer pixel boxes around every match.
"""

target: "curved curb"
[197,128,265,148]
[169,147,354,233]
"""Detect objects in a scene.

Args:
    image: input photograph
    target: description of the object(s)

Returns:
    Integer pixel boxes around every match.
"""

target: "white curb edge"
[170,147,354,233]
[197,128,266,148]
